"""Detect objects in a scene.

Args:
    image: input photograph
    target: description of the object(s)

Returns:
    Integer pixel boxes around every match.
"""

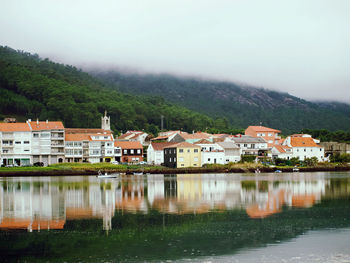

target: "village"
[0,112,347,168]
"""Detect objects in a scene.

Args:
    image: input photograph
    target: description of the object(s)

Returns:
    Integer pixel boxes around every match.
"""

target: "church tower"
[101,111,111,131]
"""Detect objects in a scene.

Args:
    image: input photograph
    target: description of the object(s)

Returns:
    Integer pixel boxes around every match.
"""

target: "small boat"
[133,172,143,176]
[293,166,300,172]
[275,169,282,173]
[97,170,119,178]
[255,168,261,174]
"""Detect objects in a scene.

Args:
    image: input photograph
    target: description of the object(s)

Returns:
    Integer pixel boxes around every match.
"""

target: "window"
[33,133,39,138]
[15,141,21,144]
[268,133,272,136]
[187,149,190,153]
[169,158,172,162]
[179,157,184,162]
[181,164,184,167]
[304,149,306,152]
[130,149,134,154]
[107,143,111,146]
[41,133,50,138]
[174,157,176,162]
[226,159,229,162]
[193,164,197,166]
[24,149,30,152]
[137,149,141,154]
[262,133,265,136]
[104,136,108,139]
[194,149,198,153]
[123,149,127,154]
[320,148,322,151]
[244,144,247,147]
[115,149,121,154]
[179,149,184,153]
[208,158,211,161]
[3,150,8,153]
[74,142,82,147]
[66,142,73,147]
[24,141,30,144]
[194,157,198,162]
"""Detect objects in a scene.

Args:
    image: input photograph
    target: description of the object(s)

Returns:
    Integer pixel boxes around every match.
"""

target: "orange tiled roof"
[181,132,211,140]
[0,218,65,230]
[0,123,31,132]
[167,142,201,148]
[151,135,169,141]
[29,121,64,130]
[151,142,177,151]
[65,133,90,141]
[65,128,112,134]
[246,126,281,133]
[114,141,143,149]
[194,139,213,144]
[273,145,291,153]
[290,137,319,147]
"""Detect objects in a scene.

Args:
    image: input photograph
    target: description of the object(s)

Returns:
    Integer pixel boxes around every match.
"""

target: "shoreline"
[1,165,350,177]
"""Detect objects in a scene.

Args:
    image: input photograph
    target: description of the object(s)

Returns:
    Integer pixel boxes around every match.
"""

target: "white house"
[117,130,149,146]
[271,145,292,159]
[226,135,268,156]
[147,142,176,165]
[282,135,325,161]
[0,123,32,166]
[195,139,241,165]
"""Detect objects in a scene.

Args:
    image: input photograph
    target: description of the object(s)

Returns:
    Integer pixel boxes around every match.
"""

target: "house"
[175,132,214,144]
[64,132,114,163]
[245,126,281,147]
[0,123,33,166]
[117,130,149,146]
[282,134,325,161]
[28,120,65,166]
[0,120,65,166]
[151,130,188,142]
[147,142,176,165]
[163,142,201,168]
[114,141,143,163]
[195,139,241,165]
[227,135,268,156]
[271,145,292,160]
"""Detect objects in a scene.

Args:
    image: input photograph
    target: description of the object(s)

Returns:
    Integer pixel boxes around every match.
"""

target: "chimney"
[46,120,48,123]
[36,119,39,124]
[28,119,31,122]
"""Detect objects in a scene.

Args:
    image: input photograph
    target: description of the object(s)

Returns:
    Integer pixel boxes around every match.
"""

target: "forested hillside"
[0,46,216,134]
[93,71,350,134]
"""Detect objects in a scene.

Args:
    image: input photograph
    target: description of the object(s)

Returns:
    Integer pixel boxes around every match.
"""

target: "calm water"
[0,172,350,262]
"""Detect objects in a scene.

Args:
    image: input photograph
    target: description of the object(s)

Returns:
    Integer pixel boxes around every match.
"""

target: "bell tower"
[101,110,111,131]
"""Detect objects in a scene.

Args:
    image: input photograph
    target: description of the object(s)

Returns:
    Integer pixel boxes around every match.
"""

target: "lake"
[0,172,350,262]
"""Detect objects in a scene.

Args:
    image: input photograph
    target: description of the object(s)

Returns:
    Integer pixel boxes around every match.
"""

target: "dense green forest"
[301,129,350,143]
[92,70,350,134]
[0,46,221,134]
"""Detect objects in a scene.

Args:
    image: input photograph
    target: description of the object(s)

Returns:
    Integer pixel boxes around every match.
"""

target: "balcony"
[51,149,64,154]
[51,142,64,147]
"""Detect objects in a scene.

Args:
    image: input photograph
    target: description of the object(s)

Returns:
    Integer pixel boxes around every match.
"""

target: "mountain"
[0,46,215,134]
[92,71,350,134]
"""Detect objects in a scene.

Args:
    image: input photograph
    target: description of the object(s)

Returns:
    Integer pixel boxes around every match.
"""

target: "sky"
[0,0,349,102]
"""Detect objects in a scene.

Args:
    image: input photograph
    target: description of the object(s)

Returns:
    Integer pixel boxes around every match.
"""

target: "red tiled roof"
[151,142,177,151]
[246,126,281,133]
[273,145,291,153]
[114,141,143,149]
[65,133,90,141]
[194,139,213,144]
[180,132,211,140]
[0,123,31,132]
[65,128,112,134]
[290,137,319,147]
[166,142,201,148]
[29,121,64,130]
[151,135,169,141]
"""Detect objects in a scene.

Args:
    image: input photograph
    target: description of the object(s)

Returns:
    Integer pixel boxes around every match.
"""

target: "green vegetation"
[93,71,350,134]
[301,128,350,143]
[0,46,215,134]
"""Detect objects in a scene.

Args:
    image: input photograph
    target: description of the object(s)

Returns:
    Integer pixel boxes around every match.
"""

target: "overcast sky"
[0,0,349,102]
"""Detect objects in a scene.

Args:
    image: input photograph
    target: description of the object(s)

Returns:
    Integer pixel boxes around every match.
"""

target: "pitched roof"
[165,142,201,149]
[65,133,91,141]
[273,145,291,153]
[65,128,112,134]
[151,135,169,141]
[194,139,213,144]
[151,142,177,151]
[180,132,211,140]
[246,126,281,133]
[216,142,240,149]
[29,121,64,130]
[290,137,320,147]
[0,123,31,132]
[231,135,267,143]
[114,141,143,149]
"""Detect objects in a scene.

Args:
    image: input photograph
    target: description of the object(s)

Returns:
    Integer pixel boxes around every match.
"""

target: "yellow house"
[164,142,202,168]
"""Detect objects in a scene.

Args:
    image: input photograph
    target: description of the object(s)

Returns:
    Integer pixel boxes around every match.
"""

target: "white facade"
[147,144,164,165]
[283,136,325,162]
[0,131,32,166]
[197,142,241,165]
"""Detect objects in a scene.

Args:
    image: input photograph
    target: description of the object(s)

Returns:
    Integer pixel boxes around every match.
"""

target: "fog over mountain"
[0,0,349,102]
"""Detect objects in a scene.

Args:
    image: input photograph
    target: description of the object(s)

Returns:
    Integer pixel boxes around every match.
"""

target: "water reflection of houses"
[0,174,337,231]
